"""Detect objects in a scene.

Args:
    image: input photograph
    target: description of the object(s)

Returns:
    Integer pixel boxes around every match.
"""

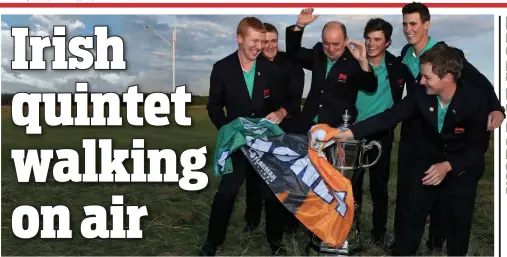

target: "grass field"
[1,106,495,256]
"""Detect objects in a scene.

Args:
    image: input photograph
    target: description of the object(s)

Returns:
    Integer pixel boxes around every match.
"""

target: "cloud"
[1,14,495,97]
[1,15,141,93]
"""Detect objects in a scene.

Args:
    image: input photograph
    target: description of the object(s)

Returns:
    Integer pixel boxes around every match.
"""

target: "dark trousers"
[426,204,446,250]
[354,129,394,240]
[393,171,480,256]
[205,151,285,249]
[244,175,263,228]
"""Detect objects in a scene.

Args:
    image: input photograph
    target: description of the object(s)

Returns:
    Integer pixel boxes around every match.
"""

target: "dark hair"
[363,18,393,42]
[402,2,431,22]
[263,22,278,35]
[420,44,463,80]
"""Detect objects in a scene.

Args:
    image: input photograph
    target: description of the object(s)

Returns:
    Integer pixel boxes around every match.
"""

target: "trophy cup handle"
[360,140,382,169]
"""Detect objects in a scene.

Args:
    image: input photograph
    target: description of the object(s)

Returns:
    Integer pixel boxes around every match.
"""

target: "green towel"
[213,117,285,177]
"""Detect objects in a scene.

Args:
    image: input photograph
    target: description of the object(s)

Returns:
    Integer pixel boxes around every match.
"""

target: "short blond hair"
[237,17,265,37]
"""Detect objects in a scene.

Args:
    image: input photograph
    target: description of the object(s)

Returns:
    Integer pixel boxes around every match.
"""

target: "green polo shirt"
[402,37,438,78]
[355,55,393,122]
[437,96,451,133]
[243,60,256,99]
[314,58,336,123]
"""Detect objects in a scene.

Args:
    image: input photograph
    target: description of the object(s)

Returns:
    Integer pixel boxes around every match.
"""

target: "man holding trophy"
[284,8,379,254]
[331,44,490,256]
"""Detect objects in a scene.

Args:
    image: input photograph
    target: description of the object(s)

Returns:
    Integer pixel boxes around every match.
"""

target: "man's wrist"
[359,60,371,72]
[295,23,305,30]
[278,108,287,118]
[442,161,452,173]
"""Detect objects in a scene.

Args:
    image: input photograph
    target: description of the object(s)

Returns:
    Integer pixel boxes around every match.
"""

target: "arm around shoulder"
[459,48,505,116]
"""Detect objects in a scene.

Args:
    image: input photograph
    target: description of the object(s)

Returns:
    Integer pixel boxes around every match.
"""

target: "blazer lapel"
[251,57,267,107]
[233,52,253,104]
[386,59,400,101]
[420,93,439,131]
[324,49,352,86]
[441,85,463,133]
[316,54,328,87]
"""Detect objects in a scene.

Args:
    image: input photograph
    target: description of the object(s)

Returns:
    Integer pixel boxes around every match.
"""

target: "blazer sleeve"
[285,25,314,70]
[349,90,416,139]
[447,98,490,173]
[281,62,305,118]
[457,48,505,117]
[352,66,377,92]
[206,63,228,130]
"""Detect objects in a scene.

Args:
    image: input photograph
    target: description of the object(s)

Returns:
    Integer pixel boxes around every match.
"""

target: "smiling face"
[365,30,390,59]
[262,31,278,61]
[419,44,463,96]
[237,27,265,61]
[402,12,430,46]
[419,63,444,95]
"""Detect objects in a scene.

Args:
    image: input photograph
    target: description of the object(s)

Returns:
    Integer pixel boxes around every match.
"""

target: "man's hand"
[332,129,354,142]
[346,40,369,71]
[422,161,452,186]
[487,110,504,131]
[265,109,285,124]
[295,8,319,30]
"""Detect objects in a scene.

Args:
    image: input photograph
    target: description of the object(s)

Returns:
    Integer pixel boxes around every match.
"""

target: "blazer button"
[251,113,255,116]
[319,104,323,108]
[415,79,419,83]
[321,90,324,93]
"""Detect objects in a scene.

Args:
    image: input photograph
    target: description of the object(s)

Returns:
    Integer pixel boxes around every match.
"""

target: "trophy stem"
[305,194,364,256]
[304,109,365,256]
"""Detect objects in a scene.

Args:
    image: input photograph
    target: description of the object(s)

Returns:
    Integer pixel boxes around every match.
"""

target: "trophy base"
[305,235,363,256]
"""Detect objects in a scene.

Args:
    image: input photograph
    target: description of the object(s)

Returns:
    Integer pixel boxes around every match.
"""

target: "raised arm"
[281,61,305,118]
[285,8,320,70]
[346,40,377,92]
[285,25,314,70]
[351,67,377,92]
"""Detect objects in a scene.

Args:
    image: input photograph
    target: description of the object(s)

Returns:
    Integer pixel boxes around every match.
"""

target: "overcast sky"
[1,14,494,97]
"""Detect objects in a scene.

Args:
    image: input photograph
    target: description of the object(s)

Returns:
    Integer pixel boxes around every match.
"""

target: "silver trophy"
[306,110,382,256]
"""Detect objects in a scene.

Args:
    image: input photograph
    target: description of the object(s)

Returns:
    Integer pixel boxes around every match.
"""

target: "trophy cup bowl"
[327,139,383,178]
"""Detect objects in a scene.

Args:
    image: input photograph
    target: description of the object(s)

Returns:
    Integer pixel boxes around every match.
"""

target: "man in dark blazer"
[285,8,378,133]
[353,17,414,247]
[200,16,288,256]
[262,22,306,135]
[242,22,306,235]
[393,2,505,252]
[332,44,491,256]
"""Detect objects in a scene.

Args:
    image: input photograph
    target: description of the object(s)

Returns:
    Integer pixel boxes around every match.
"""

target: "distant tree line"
[0,93,211,106]
[2,92,307,107]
